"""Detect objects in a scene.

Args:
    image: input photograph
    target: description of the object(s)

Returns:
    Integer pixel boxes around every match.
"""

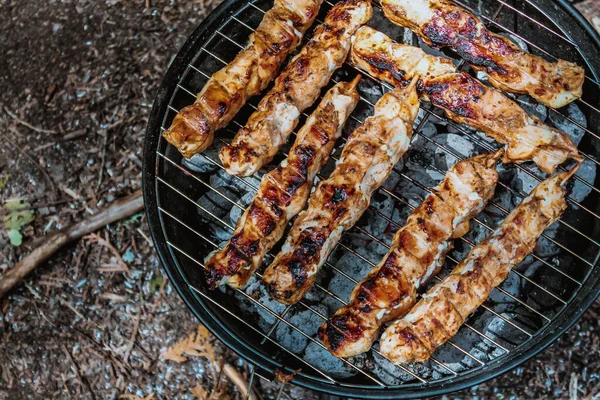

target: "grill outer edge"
[142,0,600,397]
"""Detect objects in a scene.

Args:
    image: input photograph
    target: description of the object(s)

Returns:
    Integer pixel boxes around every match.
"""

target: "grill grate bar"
[153,0,600,391]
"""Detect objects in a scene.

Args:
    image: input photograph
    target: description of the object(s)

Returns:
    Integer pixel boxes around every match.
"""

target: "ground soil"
[0,0,598,399]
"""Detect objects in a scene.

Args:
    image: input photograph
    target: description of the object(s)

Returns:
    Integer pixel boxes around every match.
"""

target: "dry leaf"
[274,367,301,384]
[162,325,217,364]
[119,394,154,400]
[191,383,210,400]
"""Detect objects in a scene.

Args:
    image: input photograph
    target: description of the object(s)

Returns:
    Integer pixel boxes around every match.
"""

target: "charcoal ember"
[209,168,260,197]
[303,341,357,378]
[234,275,287,332]
[569,158,596,203]
[372,351,415,385]
[181,149,219,174]
[197,186,239,219]
[274,305,328,354]
[548,103,587,146]
[517,95,548,121]
[430,133,476,170]
[229,191,255,224]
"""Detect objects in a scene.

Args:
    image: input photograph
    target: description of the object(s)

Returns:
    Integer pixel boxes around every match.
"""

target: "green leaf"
[3,209,35,230]
[122,212,143,228]
[7,229,22,246]
[148,276,163,293]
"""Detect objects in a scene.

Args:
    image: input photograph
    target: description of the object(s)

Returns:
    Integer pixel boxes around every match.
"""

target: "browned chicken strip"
[219,0,373,177]
[349,26,582,174]
[162,0,323,158]
[381,0,585,108]
[318,150,502,358]
[262,78,420,304]
[204,79,360,289]
[380,167,579,364]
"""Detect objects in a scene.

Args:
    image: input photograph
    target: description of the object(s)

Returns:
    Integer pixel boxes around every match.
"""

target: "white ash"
[417,120,438,138]
[229,191,255,225]
[414,107,427,127]
[548,103,587,146]
[432,133,476,169]
[323,252,371,313]
[569,158,596,203]
[363,192,395,236]
[303,341,357,378]
[517,95,547,121]
[181,150,219,174]
[476,70,489,83]
[274,304,329,354]
[383,161,404,190]
[499,32,529,52]
[372,351,415,385]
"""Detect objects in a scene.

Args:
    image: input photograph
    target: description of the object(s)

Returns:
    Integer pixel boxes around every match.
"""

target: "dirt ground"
[0,0,598,399]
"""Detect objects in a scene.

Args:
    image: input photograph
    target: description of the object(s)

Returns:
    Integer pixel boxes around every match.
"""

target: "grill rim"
[142,0,600,397]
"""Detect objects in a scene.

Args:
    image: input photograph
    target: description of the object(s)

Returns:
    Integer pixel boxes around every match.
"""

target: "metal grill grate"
[145,0,600,397]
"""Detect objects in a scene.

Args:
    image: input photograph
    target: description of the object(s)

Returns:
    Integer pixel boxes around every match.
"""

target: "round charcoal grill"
[143,0,600,397]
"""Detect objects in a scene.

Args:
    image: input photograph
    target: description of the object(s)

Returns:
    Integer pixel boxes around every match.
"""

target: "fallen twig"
[0,191,144,298]
[4,107,57,134]
[222,363,259,400]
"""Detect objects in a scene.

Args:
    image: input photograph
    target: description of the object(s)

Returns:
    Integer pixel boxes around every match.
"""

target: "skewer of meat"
[380,0,584,108]
[262,77,420,304]
[318,150,502,358]
[349,26,582,174]
[204,78,361,289]
[219,0,373,177]
[162,0,323,158]
[379,166,579,364]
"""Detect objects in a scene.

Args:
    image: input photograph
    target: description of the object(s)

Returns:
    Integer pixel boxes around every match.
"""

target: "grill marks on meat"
[380,168,577,364]
[262,79,420,304]
[318,151,501,357]
[381,0,584,108]
[204,79,360,289]
[219,0,373,177]
[349,26,582,174]
[163,0,323,158]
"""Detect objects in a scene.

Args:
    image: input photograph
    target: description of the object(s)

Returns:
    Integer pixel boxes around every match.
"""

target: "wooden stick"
[222,363,259,400]
[0,191,144,298]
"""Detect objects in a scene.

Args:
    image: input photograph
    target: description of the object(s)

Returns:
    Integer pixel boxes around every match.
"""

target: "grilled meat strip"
[380,167,578,364]
[381,0,584,108]
[262,78,420,304]
[204,79,360,289]
[162,0,323,158]
[219,0,373,177]
[318,150,502,358]
[350,26,582,174]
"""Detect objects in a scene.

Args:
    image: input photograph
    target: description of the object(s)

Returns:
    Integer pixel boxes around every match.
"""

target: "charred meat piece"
[380,167,578,364]
[349,26,582,174]
[204,79,360,289]
[163,0,323,158]
[318,150,501,357]
[381,0,584,108]
[262,78,420,304]
[219,0,373,177]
